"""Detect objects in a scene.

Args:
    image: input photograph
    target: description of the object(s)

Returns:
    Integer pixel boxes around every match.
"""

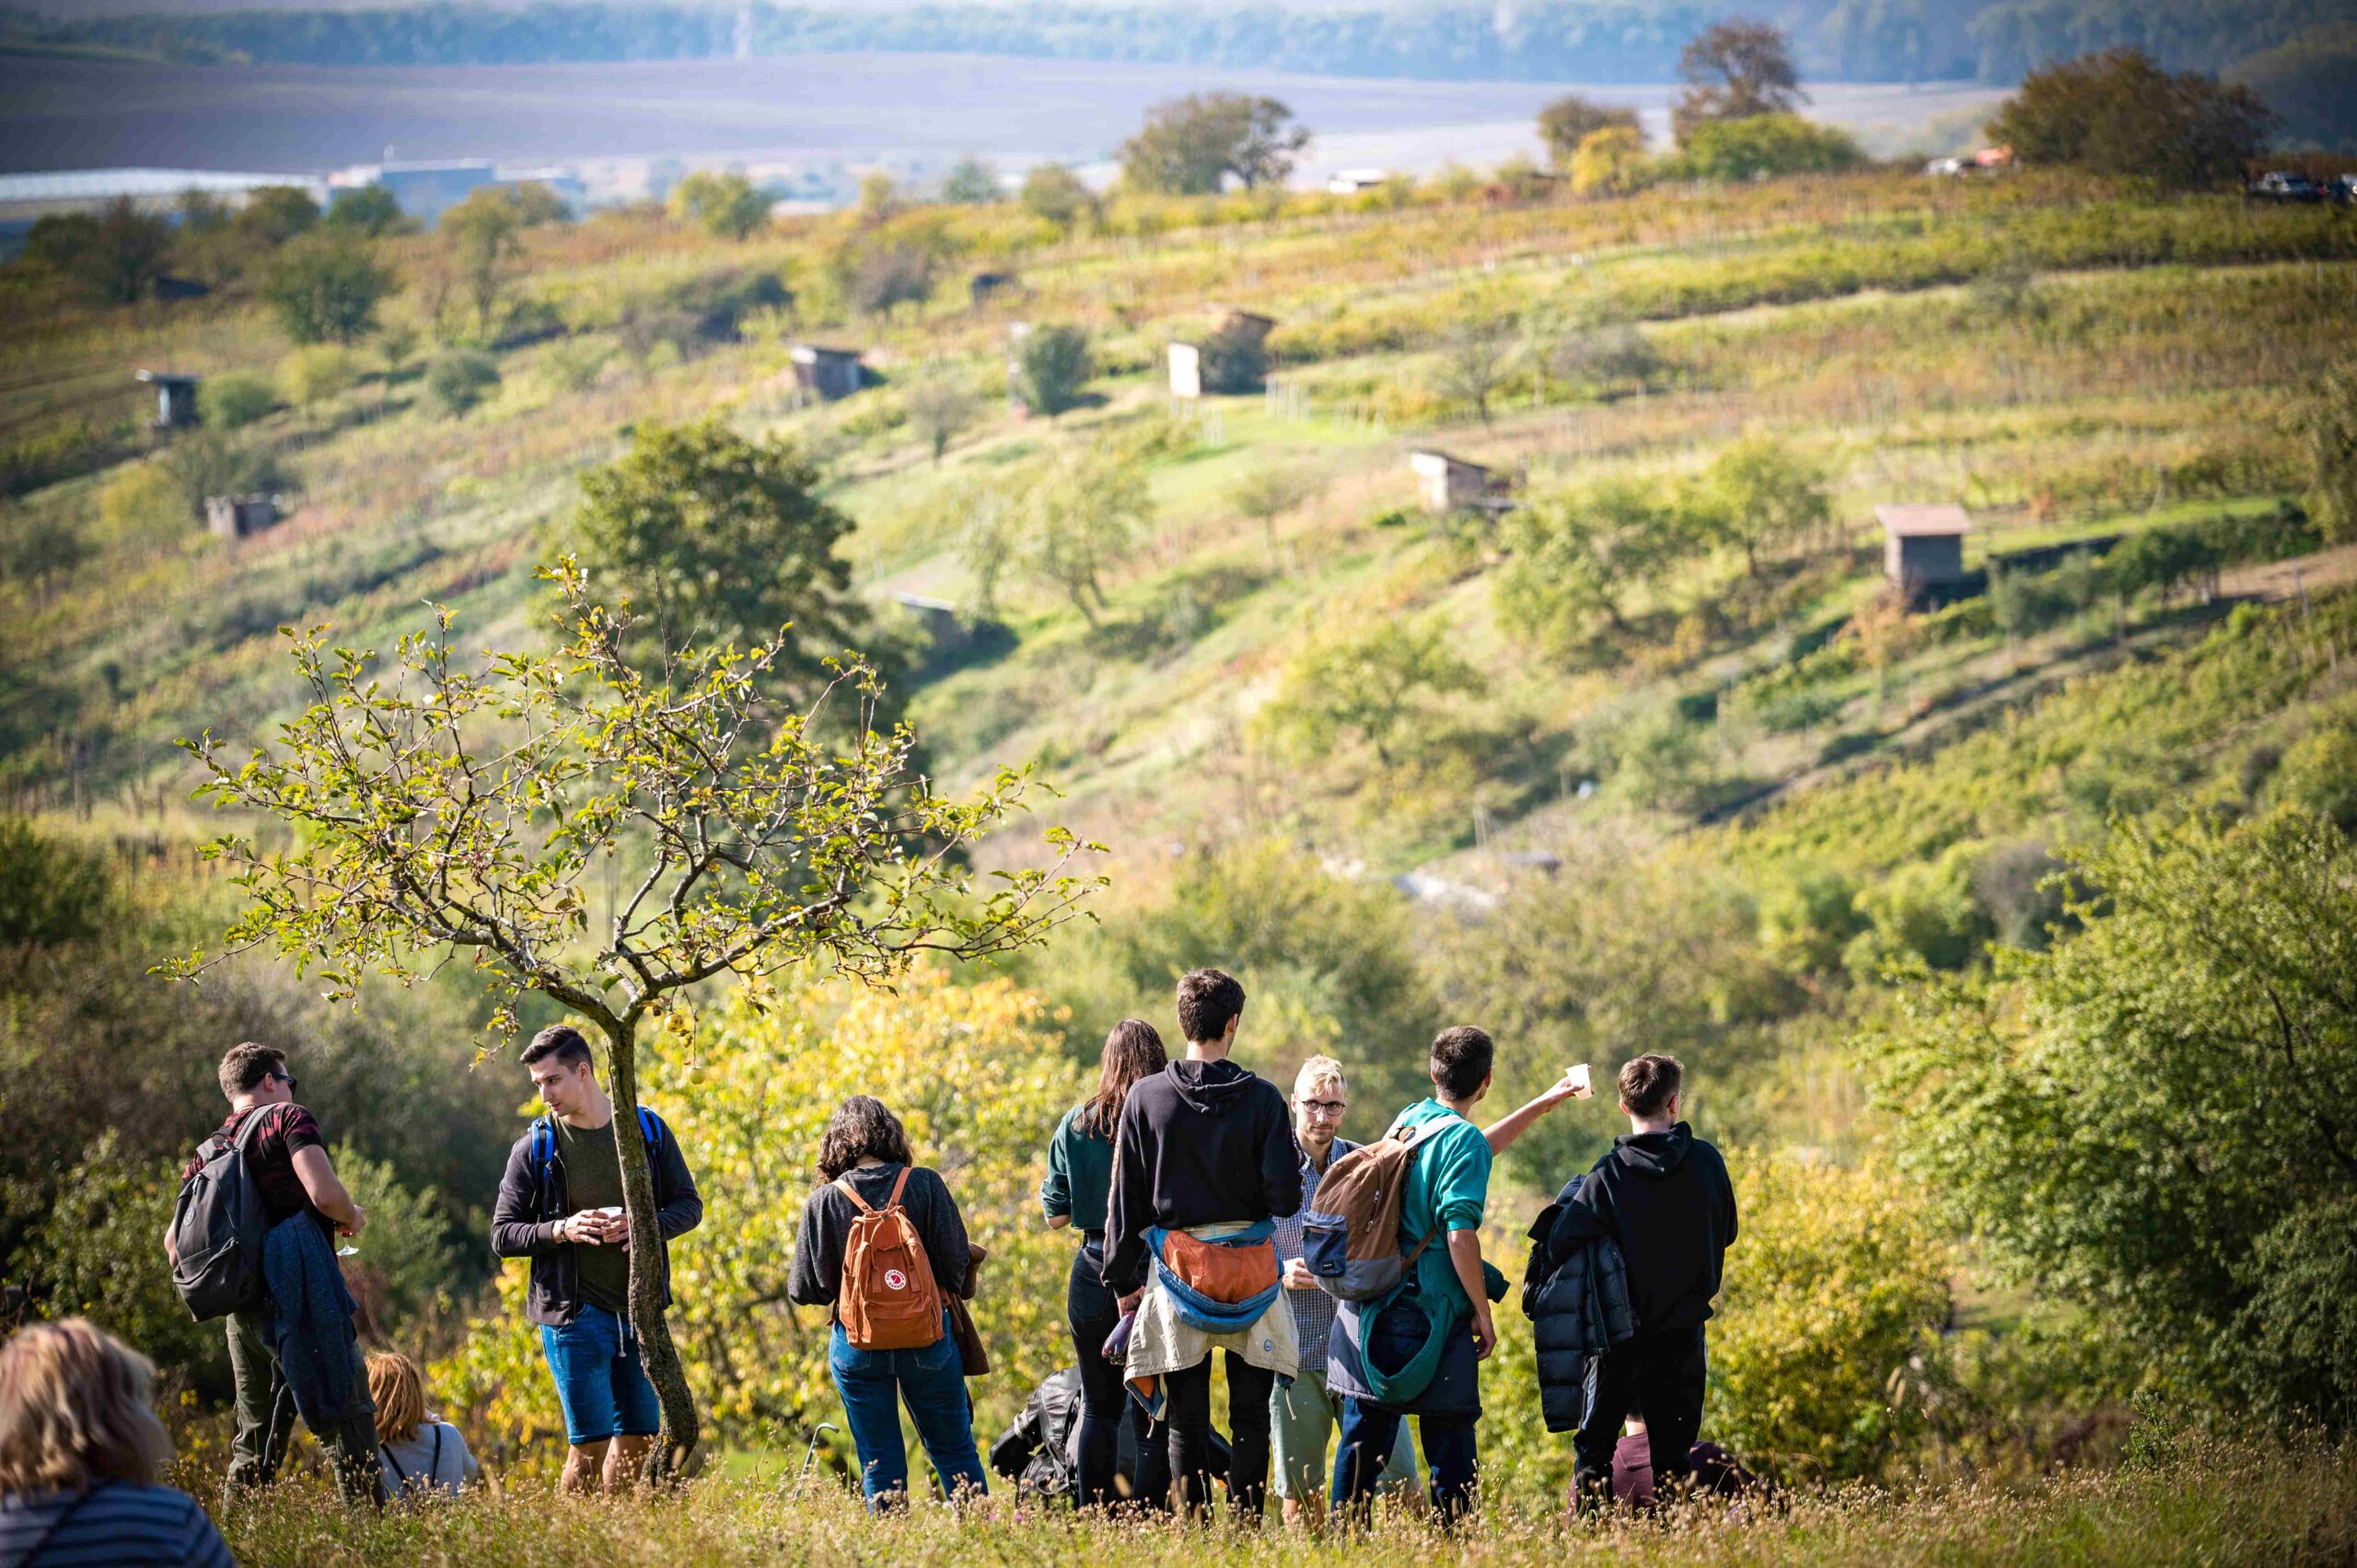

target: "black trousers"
[1571,1324,1708,1509]
[1164,1352,1273,1521]
[1067,1239,1169,1511]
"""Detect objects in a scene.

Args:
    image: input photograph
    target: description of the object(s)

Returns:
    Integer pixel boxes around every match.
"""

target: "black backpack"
[168,1111,273,1321]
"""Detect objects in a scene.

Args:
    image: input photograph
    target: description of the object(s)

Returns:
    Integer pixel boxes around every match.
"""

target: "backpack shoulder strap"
[380,1442,410,1484]
[885,1166,912,1210]
[430,1424,444,1481]
[834,1176,876,1215]
[636,1106,663,1152]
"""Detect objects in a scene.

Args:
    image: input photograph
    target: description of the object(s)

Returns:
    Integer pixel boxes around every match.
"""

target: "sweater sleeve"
[920,1168,971,1297]
[1041,1109,1073,1223]
[785,1190,841,1307]
[655,1123,703,1240]
[1260,1087,1303,1220]
[1102,1096,1153,1295]
[490,1136,558,1259]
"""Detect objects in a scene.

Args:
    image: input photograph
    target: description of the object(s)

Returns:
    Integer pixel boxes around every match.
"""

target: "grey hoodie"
[1102,1059,1299,1295]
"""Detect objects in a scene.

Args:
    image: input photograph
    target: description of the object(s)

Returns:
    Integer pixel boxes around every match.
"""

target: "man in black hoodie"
[1104,967,1300,1520]
[1557,1052,1737,1511]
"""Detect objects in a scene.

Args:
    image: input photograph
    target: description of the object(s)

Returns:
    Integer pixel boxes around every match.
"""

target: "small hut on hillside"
[136,369,200,428]
[1877,504,1971,605]
[788,343,864,401]
[1409,449,1510,515]
[206,494,281,540]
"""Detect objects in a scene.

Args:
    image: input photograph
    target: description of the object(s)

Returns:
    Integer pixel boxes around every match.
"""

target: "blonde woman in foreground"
[0,1318,236,1568]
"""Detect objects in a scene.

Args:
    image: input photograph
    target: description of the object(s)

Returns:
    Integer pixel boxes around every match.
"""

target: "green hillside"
[4,158,2355,1516]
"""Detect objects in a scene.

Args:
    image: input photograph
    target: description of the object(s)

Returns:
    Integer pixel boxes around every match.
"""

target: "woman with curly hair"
[786,1095,984,1508]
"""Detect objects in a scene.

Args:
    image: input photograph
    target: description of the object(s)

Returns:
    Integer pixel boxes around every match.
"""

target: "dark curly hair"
[815,1095,915,1183]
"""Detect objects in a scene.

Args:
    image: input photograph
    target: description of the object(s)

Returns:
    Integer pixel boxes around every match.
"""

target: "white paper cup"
[1568,1063,1593,1098]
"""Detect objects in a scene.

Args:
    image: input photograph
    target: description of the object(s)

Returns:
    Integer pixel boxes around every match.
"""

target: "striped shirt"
[1271,1137,1355,1369]
[0,1481,237,1568]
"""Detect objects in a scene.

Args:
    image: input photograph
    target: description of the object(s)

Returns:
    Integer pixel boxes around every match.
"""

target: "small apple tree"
[166,562,1103,1478]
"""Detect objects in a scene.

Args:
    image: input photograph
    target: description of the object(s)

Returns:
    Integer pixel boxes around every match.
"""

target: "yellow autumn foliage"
[435,968,1085,1469]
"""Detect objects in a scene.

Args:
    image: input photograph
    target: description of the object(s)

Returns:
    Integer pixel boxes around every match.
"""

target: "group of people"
[0,964,1738,1562]
[789,966,1739,1522]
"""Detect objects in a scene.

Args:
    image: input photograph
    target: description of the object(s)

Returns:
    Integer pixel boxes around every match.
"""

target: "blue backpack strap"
[636,1105,662,1152]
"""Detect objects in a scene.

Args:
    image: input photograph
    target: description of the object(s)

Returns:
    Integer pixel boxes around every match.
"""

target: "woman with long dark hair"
[1042,1018,1171,1511]
[787,1095,986,1509]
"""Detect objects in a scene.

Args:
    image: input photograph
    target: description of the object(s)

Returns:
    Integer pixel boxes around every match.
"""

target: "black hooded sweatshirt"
[1102,1058,1300,1295]
[1551,1121,1737,1335]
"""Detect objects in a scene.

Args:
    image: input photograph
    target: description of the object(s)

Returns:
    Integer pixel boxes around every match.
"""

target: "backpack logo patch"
[884,1268,908,1292]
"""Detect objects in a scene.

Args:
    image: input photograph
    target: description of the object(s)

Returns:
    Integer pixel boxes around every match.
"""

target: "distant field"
[0,52,2005,180]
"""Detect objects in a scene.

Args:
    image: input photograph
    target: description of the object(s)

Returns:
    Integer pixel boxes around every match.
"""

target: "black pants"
[1163,1352,1273,1521]
[1572,1324,1708,1511]
[1068,1239,1169,1512]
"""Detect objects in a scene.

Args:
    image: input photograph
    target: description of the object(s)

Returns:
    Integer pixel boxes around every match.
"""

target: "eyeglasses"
[273,1071,299,1092]
[1298,1099,1347,1118]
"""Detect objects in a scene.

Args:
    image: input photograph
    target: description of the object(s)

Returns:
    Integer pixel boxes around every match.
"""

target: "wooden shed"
[1877,504,1971,602]
[136,369,200,429]
[788,343,864,401]
[1409,449,1506,514]
[206,494,281,540]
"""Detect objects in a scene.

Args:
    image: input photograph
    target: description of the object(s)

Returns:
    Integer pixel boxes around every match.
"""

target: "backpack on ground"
[168,1111,274,1321]
[835,1167,945,1350]
[1301,1114,1458,1301]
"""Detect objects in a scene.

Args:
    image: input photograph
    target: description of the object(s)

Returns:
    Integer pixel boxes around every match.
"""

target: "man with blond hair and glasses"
[1269,1055,1419,1526]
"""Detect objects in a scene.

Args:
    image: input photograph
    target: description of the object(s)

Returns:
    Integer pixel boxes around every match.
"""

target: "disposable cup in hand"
[1568,1063,1593,1098]
[335,1246,359,1257]
[598,1207,623,1218]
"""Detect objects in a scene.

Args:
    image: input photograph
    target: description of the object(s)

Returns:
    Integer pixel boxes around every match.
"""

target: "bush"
[424,350,500,416]
[199,370,277,430]
[96,460,192,547]
[1708,1154,1952,1481]
[1669,114,1864,182]
[1990,48,2271,191]
[1015,323,1092,417]
[1844,840,1994,978]
[1195,318,1269,394]
[1569,126,1650,196]
[1538,95,1641,168]
[277,344,358,414]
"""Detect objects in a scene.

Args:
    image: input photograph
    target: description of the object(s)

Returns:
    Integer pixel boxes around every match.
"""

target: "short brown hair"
[520,1023,595,1071]
[1429,1026,1494,1100]
[1619,1053,1683,1119]
[0,1319,172,1493]
[367,1352,426,1445]
[816,1095,915,1183]
[217,1041,286,1100]
[1175,969,1246,1044]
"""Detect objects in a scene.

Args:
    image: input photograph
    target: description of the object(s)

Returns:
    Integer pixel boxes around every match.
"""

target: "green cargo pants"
[225,1307,386,1506]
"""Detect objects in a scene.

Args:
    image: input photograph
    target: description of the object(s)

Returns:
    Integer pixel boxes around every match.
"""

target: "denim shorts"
[541,1303,661,1445]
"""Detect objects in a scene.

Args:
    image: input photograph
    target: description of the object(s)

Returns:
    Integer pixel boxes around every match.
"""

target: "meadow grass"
[208,1438,2355,1568]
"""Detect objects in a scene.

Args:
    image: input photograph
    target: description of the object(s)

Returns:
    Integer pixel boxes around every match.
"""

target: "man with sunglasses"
[177,1041,381,1504]
[1269,1055,1419,1526]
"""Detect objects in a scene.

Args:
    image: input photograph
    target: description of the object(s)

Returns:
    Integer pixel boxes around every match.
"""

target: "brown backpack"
[1301,1115,1458,1300]
[835,1167,945,1350]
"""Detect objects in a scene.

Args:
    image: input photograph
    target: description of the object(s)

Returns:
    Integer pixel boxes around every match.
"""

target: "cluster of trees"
[1495,436,1831,660]
[1536,24,1864,198]
[14,0,2332,87]
[1990,48,2273,188]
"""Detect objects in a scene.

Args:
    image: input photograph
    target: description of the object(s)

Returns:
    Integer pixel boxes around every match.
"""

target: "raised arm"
[1482,1067,1591,1156]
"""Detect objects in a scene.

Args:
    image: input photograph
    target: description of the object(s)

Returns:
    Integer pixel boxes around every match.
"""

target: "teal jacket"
[1042,1104,1115,1233]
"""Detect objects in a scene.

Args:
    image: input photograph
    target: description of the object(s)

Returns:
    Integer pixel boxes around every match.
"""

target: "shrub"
[668,170,771,241]
[1195,318,1269,394]
[1569,126,1650,196]
[1538,95,1642,168]
[198,370,277,430]
[424,350,500,416]
[96,461,192,547]
[261,231,399,345]
[1670,113,1864,182]
[1015,323,1092,417]
[1708,1154,1952,1481]
[1019,164,1097,230]
[277,343,357,414]
[1989,48,2271,191]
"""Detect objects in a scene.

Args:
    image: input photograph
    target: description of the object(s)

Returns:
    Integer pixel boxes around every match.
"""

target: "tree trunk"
[600,1017,702,1482]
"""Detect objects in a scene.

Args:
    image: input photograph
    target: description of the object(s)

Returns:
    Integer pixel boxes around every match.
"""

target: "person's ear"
[1619,1098,1633,1116]
[1222,1011,1240,1044]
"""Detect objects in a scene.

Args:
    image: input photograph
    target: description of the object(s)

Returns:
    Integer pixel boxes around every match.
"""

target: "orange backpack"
[835,1167,945,1350]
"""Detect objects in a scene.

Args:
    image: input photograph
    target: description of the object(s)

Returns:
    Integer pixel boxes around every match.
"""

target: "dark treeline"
[0,0,2340,85]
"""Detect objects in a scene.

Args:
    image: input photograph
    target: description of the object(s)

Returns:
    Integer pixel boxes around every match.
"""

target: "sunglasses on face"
[272,1070,298,1093]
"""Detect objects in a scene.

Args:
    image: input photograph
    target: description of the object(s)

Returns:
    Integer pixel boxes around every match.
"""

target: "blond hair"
[1293,1055,1347,1099]
[366,1352,426,1445]
[0,1319,172,1493]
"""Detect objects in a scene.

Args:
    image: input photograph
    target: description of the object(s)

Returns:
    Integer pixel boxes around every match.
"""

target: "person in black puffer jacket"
[1520,1199,1635,1434]
[1551,1054,1736,1513]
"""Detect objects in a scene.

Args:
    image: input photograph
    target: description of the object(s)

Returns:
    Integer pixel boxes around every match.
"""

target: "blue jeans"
[540,1304,662,1446]
[828,1314,987,1507]
[1334,1398,1479,1525]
